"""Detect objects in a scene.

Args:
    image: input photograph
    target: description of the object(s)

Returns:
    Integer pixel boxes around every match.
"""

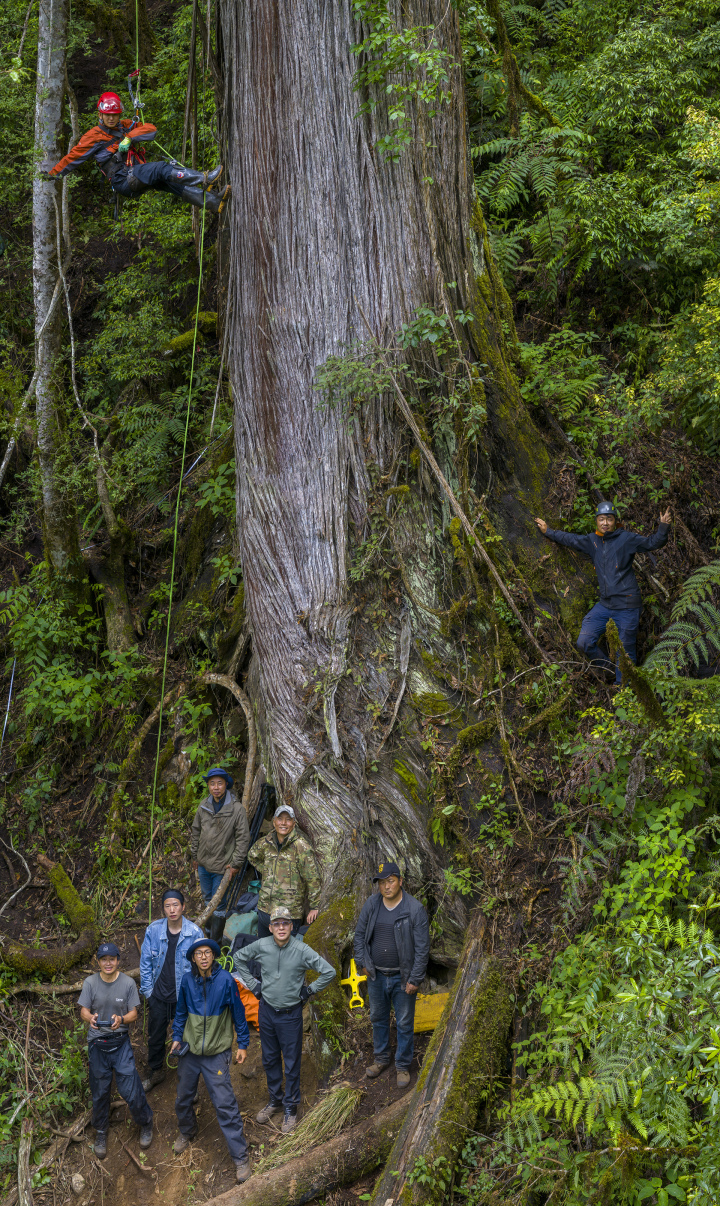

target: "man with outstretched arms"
[535,502,671,681]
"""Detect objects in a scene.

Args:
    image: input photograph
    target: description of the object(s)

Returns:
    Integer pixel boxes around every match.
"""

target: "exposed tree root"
[0,855,98,977]
[200,1095,409,1206]
[370,913,512,1206]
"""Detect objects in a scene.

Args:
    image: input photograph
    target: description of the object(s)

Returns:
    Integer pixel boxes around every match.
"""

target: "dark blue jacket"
[544,522,669,609]
[354,890,430,988]
[172,962,249,1056]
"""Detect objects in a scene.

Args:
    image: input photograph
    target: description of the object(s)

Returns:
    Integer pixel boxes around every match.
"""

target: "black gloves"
[299,984,313,1005]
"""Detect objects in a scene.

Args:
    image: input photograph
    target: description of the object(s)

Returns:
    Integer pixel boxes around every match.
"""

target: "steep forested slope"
[0,1,719,1205]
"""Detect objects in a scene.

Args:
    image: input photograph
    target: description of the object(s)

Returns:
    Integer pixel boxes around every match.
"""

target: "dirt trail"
[52,1011,426,1206]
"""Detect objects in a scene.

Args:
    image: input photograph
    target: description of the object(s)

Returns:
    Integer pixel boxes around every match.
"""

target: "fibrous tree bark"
[370,913,512,1205]
[33,0,88,602]
[218,0,545,920]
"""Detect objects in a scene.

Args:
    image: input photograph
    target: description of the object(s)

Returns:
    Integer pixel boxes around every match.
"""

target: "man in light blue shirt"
[139,889,203,1090]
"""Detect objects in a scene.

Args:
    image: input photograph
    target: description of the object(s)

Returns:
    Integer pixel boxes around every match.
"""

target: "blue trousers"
[198,865,230,907]
[367,973,417,1070]
[88,1036,153,1135]
[258,998,303,1111]
[577,603,641,683]
[175,1048,248,1161]
[111,161,190,199]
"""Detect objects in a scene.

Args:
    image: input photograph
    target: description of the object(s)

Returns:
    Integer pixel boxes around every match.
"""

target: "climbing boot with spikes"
[204,165,223,188]
[181,183,231,214]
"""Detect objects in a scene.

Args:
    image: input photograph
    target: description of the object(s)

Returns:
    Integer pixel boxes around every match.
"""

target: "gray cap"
[274,804,295,820]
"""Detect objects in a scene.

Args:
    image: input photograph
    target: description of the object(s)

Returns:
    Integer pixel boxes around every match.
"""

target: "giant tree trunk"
[33,0,87,601]
[219,0,544,903]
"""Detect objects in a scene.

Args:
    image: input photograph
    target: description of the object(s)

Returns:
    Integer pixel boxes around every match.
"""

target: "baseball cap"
[97,942,120,958]
[372,860,402,882]
[274,804,295,820]
[269,906,293,924]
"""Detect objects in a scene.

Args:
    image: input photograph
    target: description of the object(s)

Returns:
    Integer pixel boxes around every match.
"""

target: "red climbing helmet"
[97,92,124,114]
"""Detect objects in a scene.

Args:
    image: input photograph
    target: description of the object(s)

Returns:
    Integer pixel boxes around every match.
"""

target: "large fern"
[646,559,720,673]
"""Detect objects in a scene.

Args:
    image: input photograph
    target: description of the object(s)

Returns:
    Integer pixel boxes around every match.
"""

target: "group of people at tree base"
[78,779,430,1182]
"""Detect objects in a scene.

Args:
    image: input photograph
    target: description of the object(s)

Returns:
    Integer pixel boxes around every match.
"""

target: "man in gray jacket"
[191,768,251,906]
[233,906,336,1134]
[354,860,430,1089]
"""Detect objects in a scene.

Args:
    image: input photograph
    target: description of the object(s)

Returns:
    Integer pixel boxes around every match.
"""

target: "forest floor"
[43,996,426,1206]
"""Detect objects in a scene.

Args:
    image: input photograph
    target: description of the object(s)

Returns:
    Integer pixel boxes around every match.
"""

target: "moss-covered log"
[370,912,512,1206]
[0,854,99,976]
[201,1095,409,1206]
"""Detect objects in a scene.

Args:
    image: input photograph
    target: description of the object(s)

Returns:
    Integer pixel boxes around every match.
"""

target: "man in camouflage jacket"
[248,804,321,938]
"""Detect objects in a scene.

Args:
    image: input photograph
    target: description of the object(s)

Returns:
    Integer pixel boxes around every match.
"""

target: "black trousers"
[88,1036,152,1134]
[147,996,176,1071]
[258,998,303,1111]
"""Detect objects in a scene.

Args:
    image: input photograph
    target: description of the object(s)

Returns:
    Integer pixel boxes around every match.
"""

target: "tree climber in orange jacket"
[47,92,229,214]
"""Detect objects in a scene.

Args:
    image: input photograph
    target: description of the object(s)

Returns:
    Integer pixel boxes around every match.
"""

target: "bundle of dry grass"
[254,1083,363,1173]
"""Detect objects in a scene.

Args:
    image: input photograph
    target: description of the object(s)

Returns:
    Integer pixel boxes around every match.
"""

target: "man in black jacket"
[535,502,671,681]
[354,861,429,1089]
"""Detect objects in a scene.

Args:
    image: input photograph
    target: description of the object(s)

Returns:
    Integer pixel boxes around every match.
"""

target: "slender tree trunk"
[33,0,87,601]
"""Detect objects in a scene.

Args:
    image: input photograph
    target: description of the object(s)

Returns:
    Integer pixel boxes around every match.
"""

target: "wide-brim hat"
[203,767,234,789]
[186,937,221,961]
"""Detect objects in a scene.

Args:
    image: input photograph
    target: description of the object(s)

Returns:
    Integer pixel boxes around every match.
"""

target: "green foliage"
[350,0,450,161]
[197,459,236,520]
[491,917,720,1205]
[519,329,606,420]
[646,560,720,673]
[0,572,147,744]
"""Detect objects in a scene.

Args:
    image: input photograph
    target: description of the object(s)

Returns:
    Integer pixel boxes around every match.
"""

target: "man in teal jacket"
[234,906,336,1134]
[171,939,251,1182]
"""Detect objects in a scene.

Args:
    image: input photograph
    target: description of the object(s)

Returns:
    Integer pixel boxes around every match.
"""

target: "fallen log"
[370,912,512,1206]
[1,1111,91,1206]
[0,855,99,977]
[200,1095,409,1206]
[17,1119,33,1206]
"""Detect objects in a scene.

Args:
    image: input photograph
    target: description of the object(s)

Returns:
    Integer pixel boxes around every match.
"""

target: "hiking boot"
[94,1132,107,1159]
[142,1068,166,1091]
[281,1109,298,1135]
[396,1069,411,1089]
[255,1101,282,1125]
[365,1061,390,1079]
[173,1130,197,1154]
[204,165,223,188]
[235,1158,252,1183]
[139,1123,153,1149]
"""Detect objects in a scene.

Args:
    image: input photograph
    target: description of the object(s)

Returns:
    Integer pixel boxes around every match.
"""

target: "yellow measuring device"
[340,959,367,1009]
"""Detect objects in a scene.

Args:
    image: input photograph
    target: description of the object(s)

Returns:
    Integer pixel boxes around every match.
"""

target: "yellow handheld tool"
[340,959,367,1009]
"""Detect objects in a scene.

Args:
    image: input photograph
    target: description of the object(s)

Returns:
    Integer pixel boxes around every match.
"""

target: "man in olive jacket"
[248,803,321,937]
[354,860,430,1089]
[191,768,250,906]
